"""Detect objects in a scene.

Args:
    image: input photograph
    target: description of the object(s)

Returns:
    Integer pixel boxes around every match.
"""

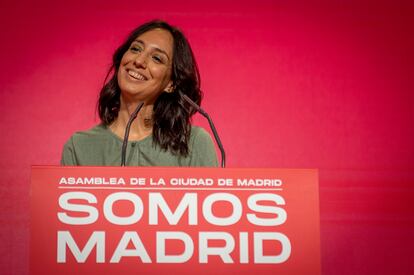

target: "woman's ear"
[164,81,174,93]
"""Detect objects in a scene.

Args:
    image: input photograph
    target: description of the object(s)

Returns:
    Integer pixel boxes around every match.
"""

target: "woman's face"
[117,28,174,104]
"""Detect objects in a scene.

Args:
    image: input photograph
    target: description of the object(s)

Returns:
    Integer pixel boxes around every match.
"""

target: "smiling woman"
[118,28,174,105]
[61,20,218,167]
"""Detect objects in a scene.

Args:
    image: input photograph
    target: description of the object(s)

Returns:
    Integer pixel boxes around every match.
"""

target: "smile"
[127,69,148,81]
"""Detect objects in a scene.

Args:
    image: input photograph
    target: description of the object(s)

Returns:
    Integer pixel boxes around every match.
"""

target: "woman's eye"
[130,46,143,52]
[152,55,163,63]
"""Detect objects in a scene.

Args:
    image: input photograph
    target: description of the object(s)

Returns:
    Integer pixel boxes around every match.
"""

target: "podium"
[31,166,320,275]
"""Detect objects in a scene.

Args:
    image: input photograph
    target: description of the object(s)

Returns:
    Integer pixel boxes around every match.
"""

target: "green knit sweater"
[61,124,218,167]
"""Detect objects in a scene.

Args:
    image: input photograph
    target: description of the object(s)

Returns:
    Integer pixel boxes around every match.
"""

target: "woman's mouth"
[127,69,147,81]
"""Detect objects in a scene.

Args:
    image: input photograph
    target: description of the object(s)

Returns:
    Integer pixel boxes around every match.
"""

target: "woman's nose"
[133,53,147,68]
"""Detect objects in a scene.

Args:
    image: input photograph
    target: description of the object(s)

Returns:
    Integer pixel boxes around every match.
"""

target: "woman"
[61,20,218,167]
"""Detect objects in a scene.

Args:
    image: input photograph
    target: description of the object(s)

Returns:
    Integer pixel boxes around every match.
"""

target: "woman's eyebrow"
[134,39,170,60]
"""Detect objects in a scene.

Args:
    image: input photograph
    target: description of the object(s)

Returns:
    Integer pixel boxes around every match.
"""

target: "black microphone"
[180,93,226,168]
[121,102,144,166]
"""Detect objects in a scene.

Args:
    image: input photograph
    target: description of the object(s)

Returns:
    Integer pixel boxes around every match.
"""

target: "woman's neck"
[109,100,154,141]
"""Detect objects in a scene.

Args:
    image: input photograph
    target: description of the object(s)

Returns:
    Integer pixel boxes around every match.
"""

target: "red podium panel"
[31,166,320,275]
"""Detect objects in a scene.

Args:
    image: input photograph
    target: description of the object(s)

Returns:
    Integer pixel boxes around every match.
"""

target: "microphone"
[121,102,144,166]
[180,93,226,168]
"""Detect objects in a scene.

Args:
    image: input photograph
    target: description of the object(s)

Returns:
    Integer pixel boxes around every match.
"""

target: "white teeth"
[128,70,146,80]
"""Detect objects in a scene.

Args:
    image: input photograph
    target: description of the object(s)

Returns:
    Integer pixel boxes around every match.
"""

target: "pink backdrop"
[1,1,413,274]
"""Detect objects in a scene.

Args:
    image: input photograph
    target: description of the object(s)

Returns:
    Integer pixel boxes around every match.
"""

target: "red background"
[1,1,413,274]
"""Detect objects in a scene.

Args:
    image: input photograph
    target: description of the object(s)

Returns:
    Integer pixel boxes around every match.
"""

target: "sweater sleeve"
[60,136,77,166]
[189,127,219,167]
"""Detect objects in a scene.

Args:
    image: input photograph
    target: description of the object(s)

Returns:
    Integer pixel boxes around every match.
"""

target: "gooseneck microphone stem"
[180,93,226,168]
[121,102,144,166]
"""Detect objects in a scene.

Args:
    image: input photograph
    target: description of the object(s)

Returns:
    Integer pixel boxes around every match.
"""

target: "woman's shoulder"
[66,124,116,145]
[63,124,115,151]
[61,124,117,165]
[188,126,218,167]
[69,124,108,139]
[189,126,213,144]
